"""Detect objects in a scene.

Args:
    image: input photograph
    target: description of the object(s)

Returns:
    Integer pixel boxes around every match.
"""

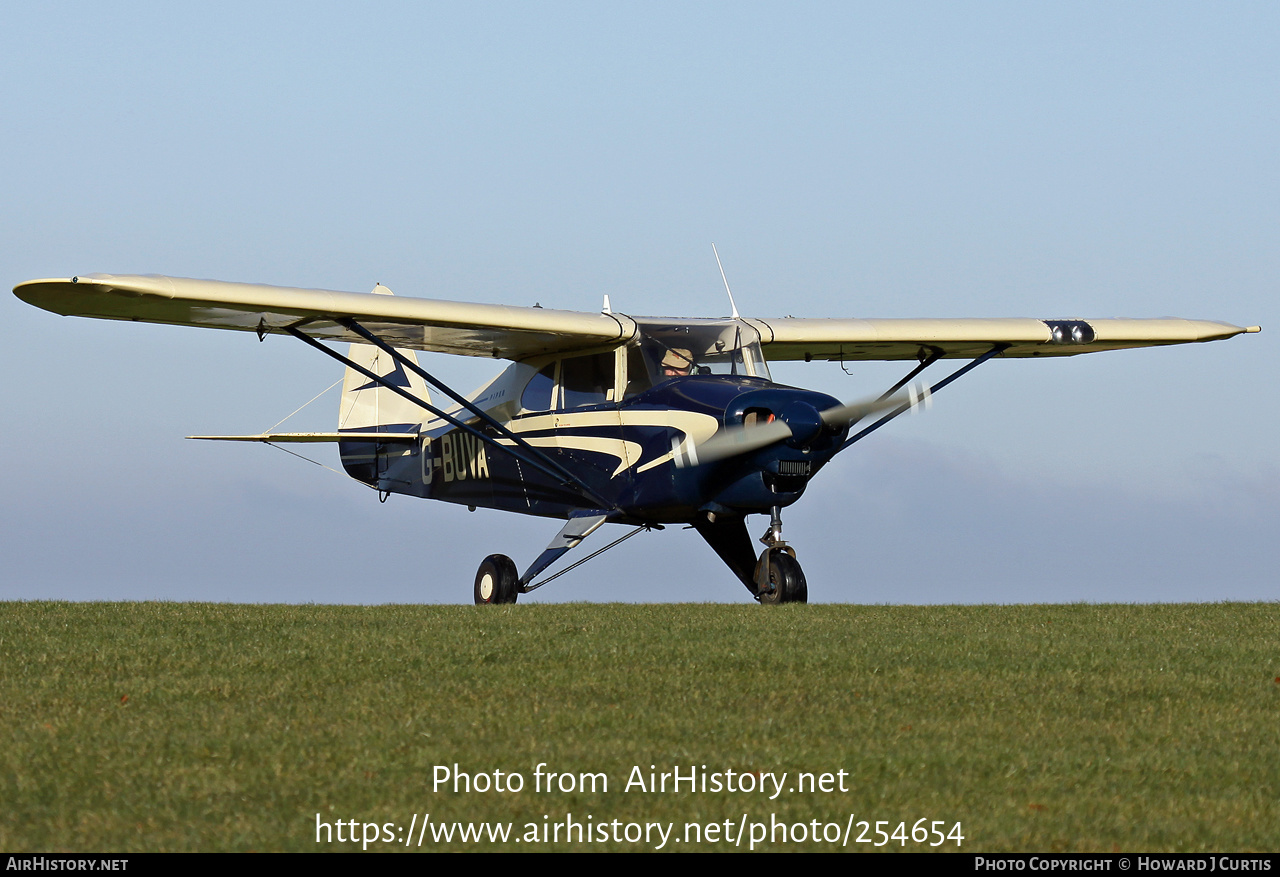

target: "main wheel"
[759,552,808,605]
[474,554,519,605]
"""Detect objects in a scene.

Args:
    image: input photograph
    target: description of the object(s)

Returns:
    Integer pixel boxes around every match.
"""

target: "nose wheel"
[755,505,808,604]
[758,550,807,604]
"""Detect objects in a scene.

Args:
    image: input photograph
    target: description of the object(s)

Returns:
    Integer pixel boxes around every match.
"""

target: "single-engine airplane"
[14,272,1260,604]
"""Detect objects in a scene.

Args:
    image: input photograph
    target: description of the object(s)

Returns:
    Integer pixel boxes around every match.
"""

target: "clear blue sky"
[2,2,1275,603]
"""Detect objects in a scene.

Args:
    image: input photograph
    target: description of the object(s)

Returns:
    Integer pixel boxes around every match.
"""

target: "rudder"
[337,284,433,430]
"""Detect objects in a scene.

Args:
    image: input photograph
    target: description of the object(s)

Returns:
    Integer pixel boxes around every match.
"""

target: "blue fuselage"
[340,375,846,524]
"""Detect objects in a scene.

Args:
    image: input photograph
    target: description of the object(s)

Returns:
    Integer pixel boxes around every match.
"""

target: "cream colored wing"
[14,274,634,360]
[746,316,1259,361]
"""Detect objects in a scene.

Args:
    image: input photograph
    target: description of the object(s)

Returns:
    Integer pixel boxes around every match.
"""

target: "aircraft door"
[550,349,631,501]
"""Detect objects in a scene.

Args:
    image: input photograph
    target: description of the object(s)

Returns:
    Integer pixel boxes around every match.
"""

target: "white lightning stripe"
[497,434,642,478]
[620,409,719,435]
[507,409,720,476]
[509,409,719,434]
[509,411,612,432]
[633,412,720,473]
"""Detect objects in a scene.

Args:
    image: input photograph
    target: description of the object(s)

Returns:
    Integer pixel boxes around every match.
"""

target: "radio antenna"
[711,243,740,319]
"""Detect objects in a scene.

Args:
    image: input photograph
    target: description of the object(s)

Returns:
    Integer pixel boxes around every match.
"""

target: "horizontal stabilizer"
[187,432,419,443]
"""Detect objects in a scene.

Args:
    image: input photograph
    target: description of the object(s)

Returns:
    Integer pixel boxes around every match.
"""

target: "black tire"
[759,552,808,605]
[474,554,519,605]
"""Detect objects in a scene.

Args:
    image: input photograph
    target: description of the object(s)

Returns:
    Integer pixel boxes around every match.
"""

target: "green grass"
[2,602,1276,852]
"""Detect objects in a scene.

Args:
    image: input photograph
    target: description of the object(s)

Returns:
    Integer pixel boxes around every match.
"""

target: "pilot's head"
[661,348,695,377]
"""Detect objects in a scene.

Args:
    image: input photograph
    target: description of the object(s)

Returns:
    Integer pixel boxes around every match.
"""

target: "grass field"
[2,601,1276,852]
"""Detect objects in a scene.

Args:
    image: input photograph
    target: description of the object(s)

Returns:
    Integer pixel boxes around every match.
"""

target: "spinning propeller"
[680,383,932,467]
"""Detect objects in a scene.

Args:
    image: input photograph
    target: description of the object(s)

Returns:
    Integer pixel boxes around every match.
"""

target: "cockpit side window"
[520,362,556,412]
[624,345,654,399]
[560,352,615,408]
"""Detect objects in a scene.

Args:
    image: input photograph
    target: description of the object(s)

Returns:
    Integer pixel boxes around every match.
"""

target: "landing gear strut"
[692,509,808,604]
[473,514,655,604]
[755,505,807,604]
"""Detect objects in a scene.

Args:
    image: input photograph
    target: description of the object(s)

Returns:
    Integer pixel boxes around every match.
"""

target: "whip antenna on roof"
[712,243,740,319]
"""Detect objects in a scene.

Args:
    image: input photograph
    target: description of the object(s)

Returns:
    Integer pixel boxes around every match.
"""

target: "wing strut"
[284,325,616,510]
[878,348,943,400]
[843,347,944,431]
[839,345,1007,453]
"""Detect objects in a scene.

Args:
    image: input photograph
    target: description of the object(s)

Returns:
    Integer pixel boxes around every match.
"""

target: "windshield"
[626,319,770,395]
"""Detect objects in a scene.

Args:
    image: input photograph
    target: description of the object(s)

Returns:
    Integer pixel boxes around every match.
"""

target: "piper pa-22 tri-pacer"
[15,272,1259,604]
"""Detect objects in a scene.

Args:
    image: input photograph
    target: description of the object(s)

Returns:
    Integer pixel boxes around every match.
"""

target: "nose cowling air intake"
[779,400,824,449]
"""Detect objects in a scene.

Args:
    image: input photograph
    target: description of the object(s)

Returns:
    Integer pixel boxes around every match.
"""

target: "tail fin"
[338,284,433,430]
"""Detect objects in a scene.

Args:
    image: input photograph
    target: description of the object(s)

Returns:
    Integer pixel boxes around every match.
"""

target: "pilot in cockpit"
[660,347,695,378]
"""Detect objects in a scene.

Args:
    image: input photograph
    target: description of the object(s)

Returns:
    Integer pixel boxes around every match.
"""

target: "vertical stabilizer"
[338,284,433,430]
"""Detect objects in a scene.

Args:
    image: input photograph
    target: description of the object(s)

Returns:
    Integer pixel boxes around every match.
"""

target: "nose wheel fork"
[755,505,807,604]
